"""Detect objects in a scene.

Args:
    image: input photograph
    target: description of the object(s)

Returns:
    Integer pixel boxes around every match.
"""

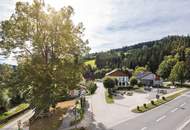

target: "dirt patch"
[56,100,76,109]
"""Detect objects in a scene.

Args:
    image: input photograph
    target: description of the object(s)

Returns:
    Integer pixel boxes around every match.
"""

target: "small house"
[136,72,163,87]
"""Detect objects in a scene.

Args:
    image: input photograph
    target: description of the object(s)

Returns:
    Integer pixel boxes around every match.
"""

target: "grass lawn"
[30,100,76,130]
[105,90,114,104]
[132,89,188,113]
[84,59,96,68]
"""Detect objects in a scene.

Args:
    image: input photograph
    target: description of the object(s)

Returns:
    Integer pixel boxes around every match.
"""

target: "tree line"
[94,36,190,73]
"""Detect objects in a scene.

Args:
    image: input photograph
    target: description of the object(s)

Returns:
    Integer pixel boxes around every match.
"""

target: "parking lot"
[88,82,181,129]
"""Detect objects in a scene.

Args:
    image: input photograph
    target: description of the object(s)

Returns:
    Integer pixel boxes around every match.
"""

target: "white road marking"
[141,127,147,130]
[180,103,186,107]
[177,117,190,130]
[156,115,166,122]
[171,108,178,113]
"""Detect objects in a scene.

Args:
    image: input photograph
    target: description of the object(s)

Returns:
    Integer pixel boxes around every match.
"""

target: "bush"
[130,76,138,86]
[151,100,155,105]
[105,90,114,104]
[138,82,144,87]
[143,103,147,108]
[137,106,140,111]
[162,96,166,100]
[86,81,97,94]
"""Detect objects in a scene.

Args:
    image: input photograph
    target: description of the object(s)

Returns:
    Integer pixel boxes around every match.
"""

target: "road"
[111,91,190,130]
[88,82,137,129]
[1,110,34,130]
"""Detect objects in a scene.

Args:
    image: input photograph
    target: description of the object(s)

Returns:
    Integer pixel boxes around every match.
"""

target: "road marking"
[156,115,166,122]
[180,103,186,107]
[177,117,190,130]
[141,127,147,130]
[171,108,178,113]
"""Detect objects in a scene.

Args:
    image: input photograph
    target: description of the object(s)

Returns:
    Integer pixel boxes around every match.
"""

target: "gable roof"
[106,69,129,77]
[136,72,154,79]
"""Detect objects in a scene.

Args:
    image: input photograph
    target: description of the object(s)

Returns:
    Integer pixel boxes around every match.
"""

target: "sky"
[0,0,190,64]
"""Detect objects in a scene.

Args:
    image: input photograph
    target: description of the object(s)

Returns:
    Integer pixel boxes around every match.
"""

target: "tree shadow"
[80,101,114,130]
[113,94,125,100]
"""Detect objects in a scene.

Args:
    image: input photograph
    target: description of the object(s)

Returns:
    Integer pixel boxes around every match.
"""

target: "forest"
[95,36,190,72]
[83,35,190,80]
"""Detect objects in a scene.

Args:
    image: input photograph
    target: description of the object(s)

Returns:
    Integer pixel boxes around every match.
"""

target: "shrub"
[143,103,147,108]
[137,106,140,111]
[162,96,166,100]
[151,100,155,105]
[138,82,144,87]
[86,81,97,94]
[130,76,138,86]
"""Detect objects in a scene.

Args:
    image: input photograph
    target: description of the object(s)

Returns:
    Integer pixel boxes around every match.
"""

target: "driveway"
[88,82,139,128]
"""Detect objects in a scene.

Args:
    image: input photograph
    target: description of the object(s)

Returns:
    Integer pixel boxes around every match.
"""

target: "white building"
[105,69,130,87]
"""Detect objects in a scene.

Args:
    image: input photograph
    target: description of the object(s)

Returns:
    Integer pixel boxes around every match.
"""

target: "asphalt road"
[111,91,190,130]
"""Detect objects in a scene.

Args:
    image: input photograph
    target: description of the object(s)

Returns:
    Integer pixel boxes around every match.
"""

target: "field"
[84,59,96,68]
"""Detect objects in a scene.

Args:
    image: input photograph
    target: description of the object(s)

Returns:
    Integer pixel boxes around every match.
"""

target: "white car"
[170,86,176,89]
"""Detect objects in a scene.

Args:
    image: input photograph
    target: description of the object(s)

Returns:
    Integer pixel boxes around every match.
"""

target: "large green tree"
[133,66,147,76]
[185,48,190,79]
[157,56,178,79]
[103,77,116,95]
[0,0,88,117]
[169,61,187,86]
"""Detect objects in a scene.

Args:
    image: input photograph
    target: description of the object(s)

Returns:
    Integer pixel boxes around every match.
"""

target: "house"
[105,69,130,87]
[136,72,163,87]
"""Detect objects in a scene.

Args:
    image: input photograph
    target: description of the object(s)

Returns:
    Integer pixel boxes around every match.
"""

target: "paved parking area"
[88,82,140,128]
[87,82,180,129]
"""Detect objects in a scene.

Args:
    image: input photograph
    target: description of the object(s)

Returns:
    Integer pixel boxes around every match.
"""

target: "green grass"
[132,89,188,113]
[105,90,114,104]
[84,59,96,68]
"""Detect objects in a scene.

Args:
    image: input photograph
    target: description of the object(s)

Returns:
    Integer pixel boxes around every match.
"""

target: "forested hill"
[93,35,190,73]
[112,35,190,52]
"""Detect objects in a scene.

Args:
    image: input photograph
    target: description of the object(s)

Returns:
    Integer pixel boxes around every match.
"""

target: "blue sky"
[0,0,190,55]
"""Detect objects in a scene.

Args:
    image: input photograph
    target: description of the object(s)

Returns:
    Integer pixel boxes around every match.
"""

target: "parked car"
[159,89,167,94]
[127,91,133,96]
[170,86,176,89]
[144,86,152,91]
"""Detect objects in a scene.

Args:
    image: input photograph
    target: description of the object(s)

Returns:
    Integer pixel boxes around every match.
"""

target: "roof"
[136,72,161,80]
[106,69,129,77]
[136,72,154,79]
